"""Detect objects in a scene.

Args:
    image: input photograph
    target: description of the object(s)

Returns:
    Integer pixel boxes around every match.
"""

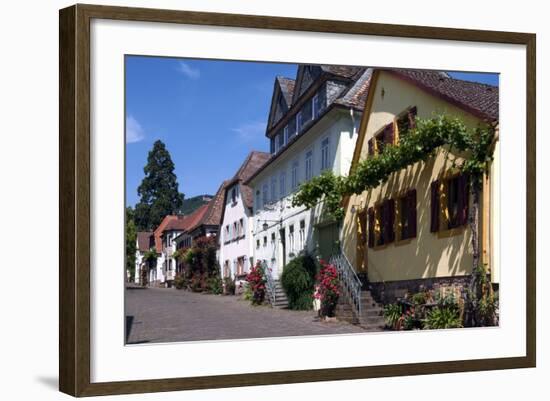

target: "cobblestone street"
[125,286,366,344]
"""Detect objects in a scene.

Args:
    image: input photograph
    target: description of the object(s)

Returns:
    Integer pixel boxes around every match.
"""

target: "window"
[263,236,267,247]
[368,199,395,247]
[255,189,261,211]
[321,137,330,171]
[284,125,289,145]
[291,160,299,190]
[397,189,417,241]
[299,220,306,250]
[270,137,275,154]
[278,131,284,150]
[397,106,417,141]
[288,117,297,138]
[256,239,260,249]
[305,150,313,181]
[225,225,230,242]
[279,171,286,198]
[271,232,276,245]
[430,174,469,232]
[274,133,281,153]
[231,187,237,204]
[302,98,313,124]
[289,224,295,252]
[296,111,303,133]
[262,183,268,206]
[313,91,325,118]
[270,176,277,202]
[239,218,244,238]
[368,122,395,156]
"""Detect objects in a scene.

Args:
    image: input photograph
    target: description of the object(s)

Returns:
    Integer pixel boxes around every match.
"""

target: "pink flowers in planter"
[317,260,340,318]
[246,261,266,305]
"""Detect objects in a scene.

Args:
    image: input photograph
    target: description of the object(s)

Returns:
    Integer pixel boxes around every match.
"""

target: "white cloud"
[176,61,200,79]
[231,121,266,142]
[126,115,145,143]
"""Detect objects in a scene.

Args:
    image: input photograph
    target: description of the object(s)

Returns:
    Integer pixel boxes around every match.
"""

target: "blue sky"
[125,57,498,207]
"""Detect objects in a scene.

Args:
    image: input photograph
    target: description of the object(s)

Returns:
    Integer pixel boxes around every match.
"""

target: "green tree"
[125,207,137,280]
[134,140,184,230]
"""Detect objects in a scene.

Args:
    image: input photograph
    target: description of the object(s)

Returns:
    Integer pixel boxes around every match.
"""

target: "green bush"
[206,276,223,295]
[242,282,253,301]
[281,255,318,310]
[174,274,187,290]
[383,303,402,329]
[423,306,463,329]
[223,277,236,295]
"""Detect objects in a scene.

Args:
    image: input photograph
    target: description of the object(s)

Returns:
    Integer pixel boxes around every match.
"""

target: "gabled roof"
[245,68,374,185]
[136,231,153,252]
[277,76,295,107]
[152,215,178,253]
[388,69,499,121]
[187,181,227,233]
[223,151,270,214]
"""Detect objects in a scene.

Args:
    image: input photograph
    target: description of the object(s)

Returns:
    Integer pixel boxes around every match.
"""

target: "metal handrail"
[262,261,277,306]
[329,251,362,321]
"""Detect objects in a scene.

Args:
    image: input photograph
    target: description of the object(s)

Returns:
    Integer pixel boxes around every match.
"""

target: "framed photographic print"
[59,3,536,397]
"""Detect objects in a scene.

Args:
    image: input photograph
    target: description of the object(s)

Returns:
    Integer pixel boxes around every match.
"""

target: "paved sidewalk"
[125,287,366,344]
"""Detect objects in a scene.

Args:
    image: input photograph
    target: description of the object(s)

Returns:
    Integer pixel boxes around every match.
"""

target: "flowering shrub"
[246,261,266,305]
[316,260,340,317]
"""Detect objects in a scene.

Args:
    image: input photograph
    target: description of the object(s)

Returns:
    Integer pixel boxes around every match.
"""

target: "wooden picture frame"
[59,3,536,397]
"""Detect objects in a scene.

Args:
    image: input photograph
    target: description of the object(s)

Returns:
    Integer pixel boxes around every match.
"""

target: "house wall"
[251,108,360,278]
[341,71,499,287]
[218,183,253,278]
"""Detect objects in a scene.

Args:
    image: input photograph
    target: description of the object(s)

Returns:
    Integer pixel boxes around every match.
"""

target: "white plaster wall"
[251,108,359,278]
[218,184,252,278]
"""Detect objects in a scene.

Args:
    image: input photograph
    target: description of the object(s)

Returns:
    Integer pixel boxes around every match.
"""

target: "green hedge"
[281,255,318,310]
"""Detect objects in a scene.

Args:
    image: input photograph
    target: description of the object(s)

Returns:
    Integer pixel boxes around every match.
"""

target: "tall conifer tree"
[134,140,184,230]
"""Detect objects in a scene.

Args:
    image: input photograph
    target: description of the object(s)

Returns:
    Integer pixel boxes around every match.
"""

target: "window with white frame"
[291,160,299,190]
[270,176,277,202]
[239,218,244,238]
[279,171,286,198]
[312,93,319,118]
[274,133,280,153]
[289,224,295,252]
[233,222,238,240]
[296,111,303,133]
[305,150,313,181]
[299,219,306,250]
[278,131,284,150]
[262,183,268,206]
[284,125,289,145]
[321,137,330,171]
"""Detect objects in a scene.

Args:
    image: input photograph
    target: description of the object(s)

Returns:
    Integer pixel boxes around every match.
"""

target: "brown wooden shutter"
[368,138,374,156]
[408,106,417,130]
[458,174,469,226]
[387,199,395,243]
[358,210,367,244]
[408,189,417,238]
[367,207,375,248]
[430,180,440,232]
[384,123,395,145]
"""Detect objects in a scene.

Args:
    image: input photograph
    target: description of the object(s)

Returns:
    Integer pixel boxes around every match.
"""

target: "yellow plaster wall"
[341,71,499,283]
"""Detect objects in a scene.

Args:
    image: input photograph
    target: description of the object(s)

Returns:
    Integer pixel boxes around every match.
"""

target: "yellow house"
[341,69,499,302]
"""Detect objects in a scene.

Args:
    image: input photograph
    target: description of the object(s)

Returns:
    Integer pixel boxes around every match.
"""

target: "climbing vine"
[291,115,496,219]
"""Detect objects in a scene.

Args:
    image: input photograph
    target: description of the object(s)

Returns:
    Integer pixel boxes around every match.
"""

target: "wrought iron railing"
[262,261,277,306]
[329,251,362,321]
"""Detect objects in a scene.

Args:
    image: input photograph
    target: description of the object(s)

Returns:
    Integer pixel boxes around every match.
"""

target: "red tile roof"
[388,69,499,122]
[187,183,227,233]
[136,231,153,252]
[152,215,178,253]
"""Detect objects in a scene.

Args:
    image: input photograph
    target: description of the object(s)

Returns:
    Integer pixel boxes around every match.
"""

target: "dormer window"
[296,111,303,133]
[284,125,289,145]
[302,98,313,125]
[288,117,297,138]
[274,133,281,153]
[231,187,237,205]
[277,131,284,150]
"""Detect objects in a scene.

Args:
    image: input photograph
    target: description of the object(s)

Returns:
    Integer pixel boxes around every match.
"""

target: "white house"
[134,231,153,284]
[245,65,373,279]
[218,151,270,279]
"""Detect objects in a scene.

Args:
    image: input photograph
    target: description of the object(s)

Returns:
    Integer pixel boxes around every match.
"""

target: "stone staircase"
[271,280,289,308]
[337,289,385,330]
